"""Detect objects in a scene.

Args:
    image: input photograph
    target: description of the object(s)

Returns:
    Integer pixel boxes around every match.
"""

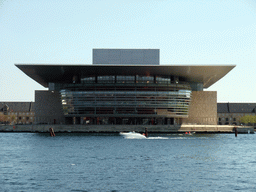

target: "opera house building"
[16,49,235,126]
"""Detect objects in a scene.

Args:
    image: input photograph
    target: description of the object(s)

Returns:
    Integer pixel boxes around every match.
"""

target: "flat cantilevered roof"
[15,64,235,88]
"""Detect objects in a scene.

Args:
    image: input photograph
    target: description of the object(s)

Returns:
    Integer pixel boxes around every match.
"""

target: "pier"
[0,124,254,134]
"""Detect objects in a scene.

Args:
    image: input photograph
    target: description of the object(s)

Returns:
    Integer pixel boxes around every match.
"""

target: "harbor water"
[1,132,256,191]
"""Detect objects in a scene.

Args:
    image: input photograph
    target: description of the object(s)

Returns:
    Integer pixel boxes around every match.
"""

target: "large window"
[81,76,95,84]
[156,76,170,84]
[116,76,135,84]
[60,88,191,116]
[97,76,115,83]
[136,76,154,83]
[60,75,192,117]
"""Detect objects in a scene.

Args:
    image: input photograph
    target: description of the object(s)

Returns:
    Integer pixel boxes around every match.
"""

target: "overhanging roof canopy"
[15,64,235,88]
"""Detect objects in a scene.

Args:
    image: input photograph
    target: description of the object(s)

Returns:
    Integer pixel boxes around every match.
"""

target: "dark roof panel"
[217,103,229,113]
[229,103,256,113]
[15,64,236,88]
[0,102,34,112]
[218,103,256,113]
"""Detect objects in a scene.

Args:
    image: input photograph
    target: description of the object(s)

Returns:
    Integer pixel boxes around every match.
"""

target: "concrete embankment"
[0,124,254,134]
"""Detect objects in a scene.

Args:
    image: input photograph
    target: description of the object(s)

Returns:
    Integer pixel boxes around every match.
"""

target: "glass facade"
[58,75,192,125]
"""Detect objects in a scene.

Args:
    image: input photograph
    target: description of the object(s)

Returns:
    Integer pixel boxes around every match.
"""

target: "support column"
[73,117,80,124]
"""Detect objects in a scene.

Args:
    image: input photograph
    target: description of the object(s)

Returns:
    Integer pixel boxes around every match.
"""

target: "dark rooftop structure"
[15,64,235,89]
[218,103,256,113]
[0,102,34,112]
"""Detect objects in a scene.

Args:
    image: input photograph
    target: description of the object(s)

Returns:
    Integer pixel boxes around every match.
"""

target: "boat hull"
[119,132,146,139]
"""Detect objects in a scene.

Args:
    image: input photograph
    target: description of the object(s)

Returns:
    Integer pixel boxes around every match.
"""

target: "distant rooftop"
[0,102,34,112]
[217,103,256,113]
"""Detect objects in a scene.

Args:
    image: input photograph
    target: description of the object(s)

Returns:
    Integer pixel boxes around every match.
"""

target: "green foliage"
[240,115,256,125]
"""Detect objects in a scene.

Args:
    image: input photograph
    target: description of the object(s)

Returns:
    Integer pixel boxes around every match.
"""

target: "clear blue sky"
[1,0,256,102]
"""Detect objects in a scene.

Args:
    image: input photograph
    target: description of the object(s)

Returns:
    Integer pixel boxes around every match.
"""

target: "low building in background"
[15,49,235,126]
[217,103,256,125]
[0,102,35,125]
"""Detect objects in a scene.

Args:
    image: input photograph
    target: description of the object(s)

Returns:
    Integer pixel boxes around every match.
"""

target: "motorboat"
[119,131,146,139]
[184,131,196,135]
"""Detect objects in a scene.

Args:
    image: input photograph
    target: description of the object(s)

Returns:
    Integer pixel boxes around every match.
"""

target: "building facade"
[0,102,35,125]
[218,103,256,125]
[16,49,235,126]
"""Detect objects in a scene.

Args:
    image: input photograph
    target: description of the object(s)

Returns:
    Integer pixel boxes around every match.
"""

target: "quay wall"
[0,124,254,133]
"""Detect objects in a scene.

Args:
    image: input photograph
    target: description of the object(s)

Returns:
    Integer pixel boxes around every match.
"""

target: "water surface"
[1,133,256,191]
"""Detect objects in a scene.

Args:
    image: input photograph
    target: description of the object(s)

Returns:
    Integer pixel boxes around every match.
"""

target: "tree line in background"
[240,115,256,126]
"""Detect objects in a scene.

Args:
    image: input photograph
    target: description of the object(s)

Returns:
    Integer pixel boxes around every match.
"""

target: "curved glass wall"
[60,75,192,121]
